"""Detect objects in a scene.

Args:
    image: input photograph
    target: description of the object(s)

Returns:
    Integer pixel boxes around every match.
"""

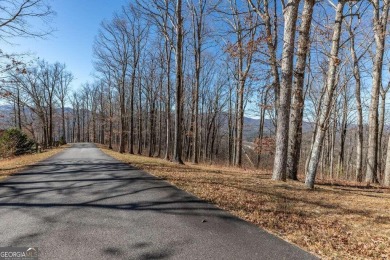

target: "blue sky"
[2,0,128,90]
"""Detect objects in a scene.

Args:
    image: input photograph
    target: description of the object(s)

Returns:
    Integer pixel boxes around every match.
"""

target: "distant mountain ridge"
[0,105,314,141]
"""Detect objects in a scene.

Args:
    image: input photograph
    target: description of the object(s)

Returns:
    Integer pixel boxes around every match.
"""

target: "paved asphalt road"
[0,143,317,260]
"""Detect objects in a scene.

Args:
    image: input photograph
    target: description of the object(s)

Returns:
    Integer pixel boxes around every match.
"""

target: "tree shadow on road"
[0,159,246,226]
[1,160,246,259]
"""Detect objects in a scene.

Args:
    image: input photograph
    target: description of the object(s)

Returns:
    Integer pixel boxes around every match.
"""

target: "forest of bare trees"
[2,0,390,189]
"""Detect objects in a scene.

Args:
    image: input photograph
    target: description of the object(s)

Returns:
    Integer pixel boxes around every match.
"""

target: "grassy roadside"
[100,146,390,259]
[0,145,68,180]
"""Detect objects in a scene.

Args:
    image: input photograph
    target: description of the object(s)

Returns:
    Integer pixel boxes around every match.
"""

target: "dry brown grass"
[0,146,68,180]
[100,146,390,259]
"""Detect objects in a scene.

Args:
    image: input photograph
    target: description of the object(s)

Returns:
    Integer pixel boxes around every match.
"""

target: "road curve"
[0,143,317,259]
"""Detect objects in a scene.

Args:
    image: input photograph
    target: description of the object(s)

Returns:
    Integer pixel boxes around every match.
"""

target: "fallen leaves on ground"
[100,146,390,259]
[0,146,68,180]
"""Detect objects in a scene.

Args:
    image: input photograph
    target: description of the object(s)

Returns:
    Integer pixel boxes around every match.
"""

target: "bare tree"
[224,0,259,167]
[39,61,61,147]
[366,0,390,184]
[377,82,390,176]
[188,0,208,164]
[248,0,280,110]
[305,0,346,189]
[0,0,53,41]
[135,0,185,163]
[94,12,134,153]
[122,5,148,154]
[272,0,301,181]
[0,0,54,100]
[173,0,185,164]
[55,63,73,144]
[287,0,315,180]
[345,5,370,182]
[9,61,49,147]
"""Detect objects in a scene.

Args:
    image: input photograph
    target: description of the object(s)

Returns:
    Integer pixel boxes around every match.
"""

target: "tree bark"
[366,0,389,184]
[17,87,22,130]
[119,80,126,153]
[272,0,300,181]
[137,76,143,155]
[305,1,345,189]
[189,0,205,164]
[129,68,135,154]
[173,0,184,164]
[164,42,172,160]
[377,89,388,180]
[347,18,364,182]
[257,88,269,168]
[287,0,315,180]
[337,93,348,178]
[235,79,245,167]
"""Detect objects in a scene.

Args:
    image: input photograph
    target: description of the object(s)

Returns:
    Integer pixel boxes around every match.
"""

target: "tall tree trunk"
[272,0,300,181]
[337,93,348,178]
[49,100,53,146]
[287,0,315,180]
[235,79,245,167]
[366,0,389,183]
[173,0,184,164]
[305,1,345,189]
[108,87,113,149]
[231,2,257,167]
[129,68,136,154]
[17,88,22,130]
[157,75,163,158]
[257,88,268,168]
[119,82,126,153]
[348,19,364,182]
[100,85,105,145]
[61,99,66,143]
[148,98,155,157]
[164,42,172,161]
[228,84,234,166]
[77,107,81,143]
[137,79,143,155]
[377,90,387,180]
[330,112,336,180]
[13,99,17,128]
[190,0,204,164]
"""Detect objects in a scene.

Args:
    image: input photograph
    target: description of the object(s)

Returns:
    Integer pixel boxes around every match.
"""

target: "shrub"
[59,136,66,145]
[0,128,35,158]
